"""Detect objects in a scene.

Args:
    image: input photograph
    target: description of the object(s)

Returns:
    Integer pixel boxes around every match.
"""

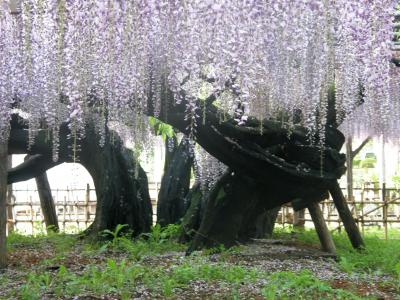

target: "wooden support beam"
[308,202,336,254]
[36,172,59,232]
[329,181,365,249]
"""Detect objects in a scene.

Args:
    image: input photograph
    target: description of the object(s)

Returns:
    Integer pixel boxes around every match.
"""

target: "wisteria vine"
[0,0,398,159]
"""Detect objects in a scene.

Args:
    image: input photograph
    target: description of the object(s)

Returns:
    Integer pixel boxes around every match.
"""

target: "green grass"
[262,270,362,300]
[273,227,400,276]
[87,223,186,260]
[3,225,399,299]
[8,230,76,254]
[15,258,361,300]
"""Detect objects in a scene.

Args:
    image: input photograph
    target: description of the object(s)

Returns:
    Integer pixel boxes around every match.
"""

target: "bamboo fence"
[6,182,400,238]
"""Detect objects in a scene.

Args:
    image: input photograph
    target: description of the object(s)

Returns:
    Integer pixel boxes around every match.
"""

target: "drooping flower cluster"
[194,144,227,193]
[0,0,398,156]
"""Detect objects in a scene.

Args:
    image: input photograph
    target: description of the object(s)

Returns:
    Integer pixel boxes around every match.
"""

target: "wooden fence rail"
[6,183,400,238]
[6,182,160,234]
[276,184,400,239]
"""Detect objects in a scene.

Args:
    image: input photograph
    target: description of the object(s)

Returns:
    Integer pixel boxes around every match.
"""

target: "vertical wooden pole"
[63,195,67,231]
[361,187,364,235]
[75,195,79,230]
[0,140,8,268]
[382,183,388,240]
[30,195,34,235]
[308,202,336,254]
[330,181,364,249]
[85,184,90,228]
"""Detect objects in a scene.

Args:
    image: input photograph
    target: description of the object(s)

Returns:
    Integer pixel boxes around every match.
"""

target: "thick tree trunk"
[81,130,153,236]
[8,121,153,237]
[164,135,178,173]
[35,172,59,232]
[179,182,203,242]
[188,172,283,252]
[154,90,364,250]
[251,207,281,239]
[157,136,193,227]
[0,141,8,269]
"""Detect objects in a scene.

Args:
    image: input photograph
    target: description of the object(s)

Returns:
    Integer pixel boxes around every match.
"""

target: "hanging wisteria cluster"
[0,0,398,157]
[194,145,227,193]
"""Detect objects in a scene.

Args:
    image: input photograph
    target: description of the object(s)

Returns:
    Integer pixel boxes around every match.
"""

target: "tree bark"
[35,172,59,232]
[0,141,8,269]
[79,126,153,236]
[8,120,153,237]
[188,172,291,252]
[157,136,193,227]
[164,135,178,173]
[179,182,203,243]
[253,207,281,238]
[293,209,305,229]
[329,181,364,249]
[308,202,336,254]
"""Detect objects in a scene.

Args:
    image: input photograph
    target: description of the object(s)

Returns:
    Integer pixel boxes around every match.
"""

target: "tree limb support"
[308,202,336,254]
[329,181,364,249]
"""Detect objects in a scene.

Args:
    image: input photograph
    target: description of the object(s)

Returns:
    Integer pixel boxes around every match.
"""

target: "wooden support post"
[36,171,59,232]
[382,183,388,240]
[361,187,364,235]
[63,195,67,230]
[30,196,34,235]
[75,196,79,230]
[308,202,336,254]
[0,141,8,268]
[329,181,364,249]
[85,184,90,227]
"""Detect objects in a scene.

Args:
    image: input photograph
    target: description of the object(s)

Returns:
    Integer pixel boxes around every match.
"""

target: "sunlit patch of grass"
[8,230,77,255]
[273,227,400,276]
[16,258,363,300]
[262,270,362,300]
[87,224,186,260]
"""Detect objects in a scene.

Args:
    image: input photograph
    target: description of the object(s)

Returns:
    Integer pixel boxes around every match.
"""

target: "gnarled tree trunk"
[157,136,193,227]
[188,172,284,252]
[179,182,203,243]
[152,88,364,250]
[8,119,153,237]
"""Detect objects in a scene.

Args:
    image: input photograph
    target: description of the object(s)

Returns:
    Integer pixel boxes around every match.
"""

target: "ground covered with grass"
[0,225,399,299]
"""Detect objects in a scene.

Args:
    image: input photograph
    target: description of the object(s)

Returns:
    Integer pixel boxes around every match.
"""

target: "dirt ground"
[1,238,399,299]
